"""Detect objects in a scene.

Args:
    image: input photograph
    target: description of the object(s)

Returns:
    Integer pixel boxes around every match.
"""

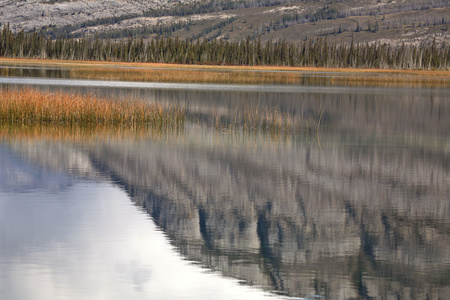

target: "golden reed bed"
[1,58,449,88]
[2,57,450,75]
[0,87,322,146]
[0,87,318,144]
[0,88,185,128]
[67,68,450,87]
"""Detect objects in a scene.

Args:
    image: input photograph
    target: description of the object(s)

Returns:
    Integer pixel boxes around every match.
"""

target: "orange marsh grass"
[0,88,185,128]
[69,68,299,85]
[2,57,450,75]
[66,67,450,88]
[2,58,450,88]
[210,104,322,136]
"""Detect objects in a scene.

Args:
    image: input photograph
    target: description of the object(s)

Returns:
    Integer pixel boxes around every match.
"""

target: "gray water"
[0,67,449,299]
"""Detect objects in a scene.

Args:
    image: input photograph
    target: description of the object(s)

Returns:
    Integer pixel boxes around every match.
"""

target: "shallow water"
[1,66,450,299]
[0,146,287,300]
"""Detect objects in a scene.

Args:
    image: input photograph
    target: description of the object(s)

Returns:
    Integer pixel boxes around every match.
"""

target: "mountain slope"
[1,0,449,45]
[0,0,170,31]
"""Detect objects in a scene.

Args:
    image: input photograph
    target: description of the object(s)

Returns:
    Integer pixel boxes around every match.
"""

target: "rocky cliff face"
[0,0,168,32]
[1,0,449,45]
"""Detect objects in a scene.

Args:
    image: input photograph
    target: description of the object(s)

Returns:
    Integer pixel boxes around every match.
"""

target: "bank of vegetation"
[1,24,449,69]
[209,104,322,136]
[0,87,320,137]
[0,88,185,128]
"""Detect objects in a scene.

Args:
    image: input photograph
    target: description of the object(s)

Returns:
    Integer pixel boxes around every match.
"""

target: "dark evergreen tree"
[0,24,449,69]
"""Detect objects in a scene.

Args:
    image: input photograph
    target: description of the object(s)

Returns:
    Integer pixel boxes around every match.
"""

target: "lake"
[1,62,449,299]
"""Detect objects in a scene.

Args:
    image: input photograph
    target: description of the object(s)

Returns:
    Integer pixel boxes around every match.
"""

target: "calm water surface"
[0,66,450,299]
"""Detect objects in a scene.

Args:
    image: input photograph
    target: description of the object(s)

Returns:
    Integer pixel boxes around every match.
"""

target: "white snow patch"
[264,6,303,14]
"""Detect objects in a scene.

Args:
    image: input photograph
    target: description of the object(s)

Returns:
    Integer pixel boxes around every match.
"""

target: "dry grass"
[69,67,306,85]
[0,92,320,144]
[1,58,448,87]
[0,87,313,140]
[0,88,185,128]
[2,57,450,75]
[69,67,450,87]
[209,104,322,136]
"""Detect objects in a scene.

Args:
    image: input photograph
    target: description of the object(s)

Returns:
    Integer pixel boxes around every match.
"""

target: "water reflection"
[1,60,449,88]
[1,74,450,299]
[2,77,450,137]
[86,128,450,299]
[0,65,71,79]
[0,145,291,300]
[2,116,450,298]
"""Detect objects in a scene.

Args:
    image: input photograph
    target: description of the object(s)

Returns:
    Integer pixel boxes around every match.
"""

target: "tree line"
[1,24,449,69]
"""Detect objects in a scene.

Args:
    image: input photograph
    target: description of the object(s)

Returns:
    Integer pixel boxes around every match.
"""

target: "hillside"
[1,0,449,45]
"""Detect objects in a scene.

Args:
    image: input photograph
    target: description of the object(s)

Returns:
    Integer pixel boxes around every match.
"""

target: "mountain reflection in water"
[1,76,450,299]
[2,117,449,299]
[0,144,291,300]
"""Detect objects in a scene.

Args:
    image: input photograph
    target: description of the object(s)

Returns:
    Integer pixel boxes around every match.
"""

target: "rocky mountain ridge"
[1,0,449,45]
[0,0,169,31]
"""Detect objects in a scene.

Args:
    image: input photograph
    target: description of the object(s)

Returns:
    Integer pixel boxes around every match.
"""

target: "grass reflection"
[0,88,185,128]
[0,123,185,143]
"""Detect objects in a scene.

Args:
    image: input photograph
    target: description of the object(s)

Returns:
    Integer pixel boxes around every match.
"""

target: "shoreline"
[1,57,449,77]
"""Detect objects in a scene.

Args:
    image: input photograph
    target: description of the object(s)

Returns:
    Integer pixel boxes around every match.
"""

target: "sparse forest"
[1,24,449,69]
